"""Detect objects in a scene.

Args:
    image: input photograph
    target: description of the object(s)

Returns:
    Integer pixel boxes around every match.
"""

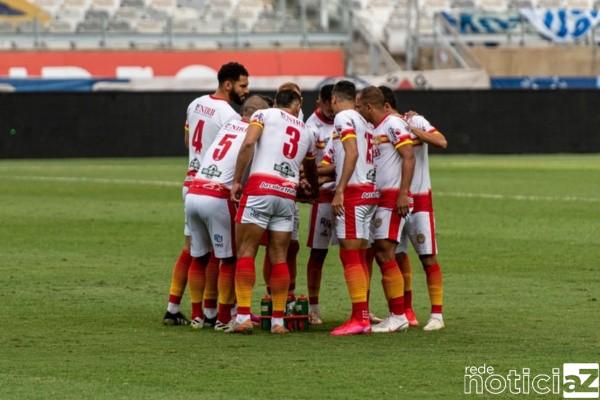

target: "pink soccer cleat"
[330,319,371,336]
[405,308,419,327]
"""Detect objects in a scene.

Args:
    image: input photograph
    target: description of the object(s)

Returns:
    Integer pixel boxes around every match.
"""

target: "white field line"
[5,175,180,187]
[2,175,599,203]
[436,191,599,203]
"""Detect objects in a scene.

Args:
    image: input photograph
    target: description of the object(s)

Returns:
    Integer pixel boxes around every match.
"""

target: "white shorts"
[335,204,376,241]
[396,210,438,255]
[236,194,295,233]
[185,194,236,259]
[182,186,190,236]
[372,207,408,243]
[307,201,338,249]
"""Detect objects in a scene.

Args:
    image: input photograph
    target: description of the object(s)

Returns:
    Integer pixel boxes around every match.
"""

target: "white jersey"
[184,94,240,187]
[244,108,316,200]
[332,109,377,204]
[373,114,412,207]
[403,114,436,195]
[189,119,248,198]
[305,109,335,192]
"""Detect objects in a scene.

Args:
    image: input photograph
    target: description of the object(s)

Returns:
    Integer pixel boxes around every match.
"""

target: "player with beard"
[162,62,249,327]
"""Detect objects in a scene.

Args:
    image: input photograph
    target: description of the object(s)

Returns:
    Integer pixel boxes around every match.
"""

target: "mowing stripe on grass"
[3,175,599,203]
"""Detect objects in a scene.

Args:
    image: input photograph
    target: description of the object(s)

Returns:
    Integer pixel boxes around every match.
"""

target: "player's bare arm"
[332,137,358,216]
[184,123,189,148]
[396,142,416,217]
[302,157,319,199]
[231,123,262,203]
[410,126,448,149]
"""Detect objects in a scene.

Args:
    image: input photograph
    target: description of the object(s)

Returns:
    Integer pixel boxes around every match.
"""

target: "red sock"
[340,249,369,321]
[404,290,413,309]
[235,257,255,315]
[424,263,443,314]
[217,303,232,324]
[270,262,290,316]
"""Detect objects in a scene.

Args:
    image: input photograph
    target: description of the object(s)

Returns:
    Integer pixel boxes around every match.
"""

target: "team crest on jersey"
[366,169,376,182]
[189,158,200,171]
[274,162,296,178]
[251,112,265,125]
[201,164,222,178]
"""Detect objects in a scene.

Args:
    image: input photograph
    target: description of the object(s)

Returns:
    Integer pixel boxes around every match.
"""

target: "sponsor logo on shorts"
[319,217,332,229]
[361,191,380,200]
[416,233,426,244]
[259,181,296,195]
[273,162,296,178]
[319,229,330,237]
[201,164,222,178]
[214,234,223,243]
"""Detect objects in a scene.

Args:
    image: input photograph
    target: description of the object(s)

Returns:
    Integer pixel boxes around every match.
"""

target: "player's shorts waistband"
[183,169,198,188]
[344,183,379,205]
[412,191,433,212]
[243,173,297,200]
[188,179,231,199]
[377,188,415,209]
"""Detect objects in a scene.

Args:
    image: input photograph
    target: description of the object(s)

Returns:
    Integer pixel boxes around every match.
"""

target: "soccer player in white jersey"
[355,86,415,333]
[230,90,317,334]
[329,80,379,336]
[184,95,268,330]
[379,86,449,331]
[303,84,336,325]
[162,62,249,326]
[260,82,305,304]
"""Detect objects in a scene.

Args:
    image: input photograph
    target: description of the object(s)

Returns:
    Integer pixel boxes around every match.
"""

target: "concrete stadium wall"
[1,90,600,158]
[471,47,600,76]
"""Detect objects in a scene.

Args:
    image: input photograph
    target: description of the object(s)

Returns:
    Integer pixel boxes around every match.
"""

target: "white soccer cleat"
[371,314,409,333]
[308,310,323,325]
[423,315,445,331]
[190,317,204,329]
[369,312,383,324]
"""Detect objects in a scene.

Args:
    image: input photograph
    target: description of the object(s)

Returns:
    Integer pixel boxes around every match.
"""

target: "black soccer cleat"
[163,311,190,326]
[203,316,217,328]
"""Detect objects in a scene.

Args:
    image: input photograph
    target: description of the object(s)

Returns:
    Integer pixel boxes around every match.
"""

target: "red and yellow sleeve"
[340,130,357,142]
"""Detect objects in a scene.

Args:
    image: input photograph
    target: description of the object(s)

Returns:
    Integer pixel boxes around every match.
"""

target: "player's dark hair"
[319,84,334,102]
[217,62,249,85]
[332,80,356,102]
[378,85,397,110]
[278,82,301,95]
[359,86,385,108]
[258,94,274,107]
[275,89,302,108]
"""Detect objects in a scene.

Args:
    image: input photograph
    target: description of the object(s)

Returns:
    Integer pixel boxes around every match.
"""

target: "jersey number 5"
[283,126,300,159]
[212,134,237,161]
[192,120,205,153]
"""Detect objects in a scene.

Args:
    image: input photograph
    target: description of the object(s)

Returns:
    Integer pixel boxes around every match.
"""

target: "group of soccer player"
[161,61,447,335]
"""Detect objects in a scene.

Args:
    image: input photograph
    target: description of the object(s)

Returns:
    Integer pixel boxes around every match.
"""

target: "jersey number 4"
[191,120,205,152]
[212,134,237,161]
[283,126,300,159]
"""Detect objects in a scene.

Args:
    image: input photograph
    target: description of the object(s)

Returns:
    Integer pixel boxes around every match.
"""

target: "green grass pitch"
[1,155,599,399]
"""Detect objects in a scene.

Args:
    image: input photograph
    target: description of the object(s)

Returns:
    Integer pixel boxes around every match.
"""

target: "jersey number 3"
[283,126,300,159]
[192,120,205,152]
